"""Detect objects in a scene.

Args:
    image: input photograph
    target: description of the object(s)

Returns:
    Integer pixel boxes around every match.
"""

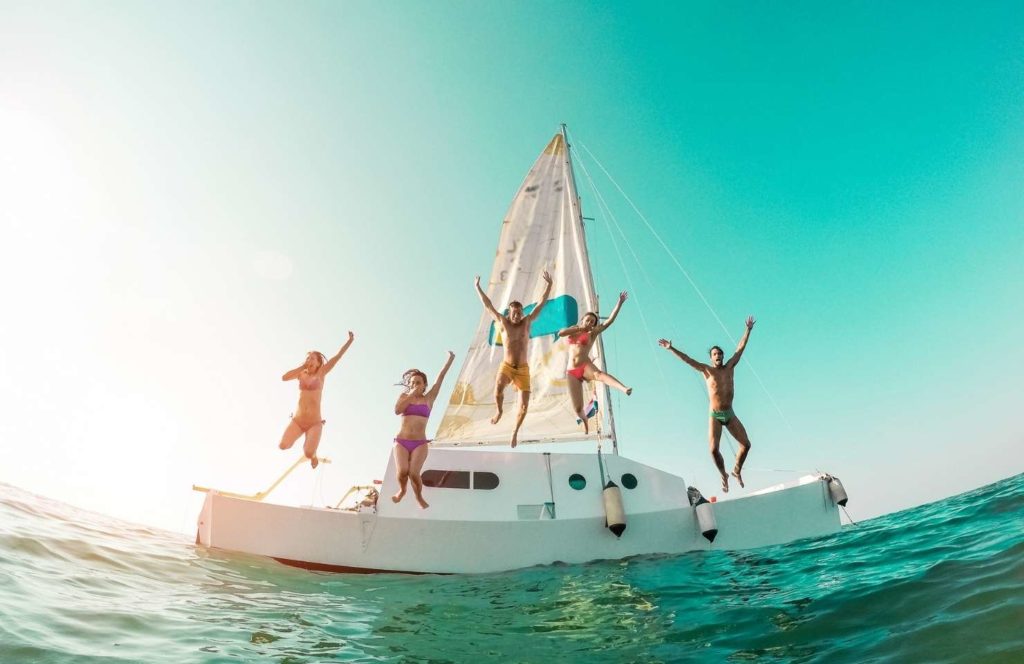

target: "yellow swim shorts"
[499,362,531,392]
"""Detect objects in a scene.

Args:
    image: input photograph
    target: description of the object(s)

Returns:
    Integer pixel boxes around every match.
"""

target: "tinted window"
[568,473,586,490]
[421,470,470,489]
[474,472,499,490]
[621,473,638,489]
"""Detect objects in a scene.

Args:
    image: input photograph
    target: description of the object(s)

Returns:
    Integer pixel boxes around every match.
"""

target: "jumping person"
[279,332,355,468]
[474,271,553,448]
[658,316,755,492]
[392,351,455,509]
[558,291,632,434]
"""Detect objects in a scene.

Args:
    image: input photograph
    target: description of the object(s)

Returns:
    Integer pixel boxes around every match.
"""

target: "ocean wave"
[0,474,1020,663]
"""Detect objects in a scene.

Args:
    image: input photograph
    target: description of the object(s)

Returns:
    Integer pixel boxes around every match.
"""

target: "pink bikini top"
[568,332,591,346]
[298,373,323,391]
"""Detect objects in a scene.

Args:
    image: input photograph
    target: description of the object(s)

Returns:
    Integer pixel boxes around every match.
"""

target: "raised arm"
[426,351,456,402]
[596,291,628,332]
[321,331,355,375]
[525,270,553,323]
[558,325,585,338]
[658,338,709,373]
[281,363,306,381]
[726,316,755,368]
[475,276,503,321]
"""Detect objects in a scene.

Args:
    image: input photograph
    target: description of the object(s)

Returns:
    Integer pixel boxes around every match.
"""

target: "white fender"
[695,499,718,543]
[827,476,849,507]
[687,486,718,543]
[603,481,626,537]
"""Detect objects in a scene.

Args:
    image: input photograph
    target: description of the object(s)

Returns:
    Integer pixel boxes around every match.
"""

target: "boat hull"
[196,450,841,574]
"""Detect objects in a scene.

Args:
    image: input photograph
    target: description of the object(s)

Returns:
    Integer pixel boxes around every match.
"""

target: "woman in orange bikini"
[279,332,355,468]
[558,292,631,433]
[392,351,455,509]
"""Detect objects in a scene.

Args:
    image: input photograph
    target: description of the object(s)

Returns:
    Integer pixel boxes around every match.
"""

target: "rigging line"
[577,152,654,438]
[597,444,609,485]
[574,149,677,325]
[574,149,672,390]
[584,214,614,439]
[579,153,688,450]
[603,184,740,458]
[580,155,703,391]
[544,453,556,518]
[577,140,795,435]
[576,146,733,461]
[578,141,734,341]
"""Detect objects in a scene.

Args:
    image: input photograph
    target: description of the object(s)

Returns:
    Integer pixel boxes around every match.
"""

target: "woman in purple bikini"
[279,332,355,468]
[392,350,455,509]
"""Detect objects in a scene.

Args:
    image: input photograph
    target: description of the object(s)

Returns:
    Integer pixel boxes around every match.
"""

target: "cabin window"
[421,470,470,489]
[568,474,586,490]
[621,473,638,489]
[473,472,499,490]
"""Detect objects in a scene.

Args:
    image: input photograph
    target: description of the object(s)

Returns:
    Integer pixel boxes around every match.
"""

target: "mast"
[561,124,619,454]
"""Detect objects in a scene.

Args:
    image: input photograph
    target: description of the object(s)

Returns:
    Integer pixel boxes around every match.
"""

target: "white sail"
[435,132,612,446]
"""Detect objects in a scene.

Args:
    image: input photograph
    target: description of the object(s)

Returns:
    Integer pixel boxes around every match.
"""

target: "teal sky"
[1,2,1021,533]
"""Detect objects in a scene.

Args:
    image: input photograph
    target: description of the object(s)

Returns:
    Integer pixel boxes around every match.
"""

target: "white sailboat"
[194,128,849,574]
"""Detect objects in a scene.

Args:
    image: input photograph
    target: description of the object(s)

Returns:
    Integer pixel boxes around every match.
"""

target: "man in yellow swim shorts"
[474,271,553,448]
[499,361,531,393]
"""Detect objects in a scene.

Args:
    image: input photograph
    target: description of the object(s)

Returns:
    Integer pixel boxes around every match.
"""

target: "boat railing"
[333,485,379,510]
[191,456,332,502]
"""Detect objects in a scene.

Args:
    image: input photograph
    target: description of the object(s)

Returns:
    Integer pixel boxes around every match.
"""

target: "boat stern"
[195,490,214,546]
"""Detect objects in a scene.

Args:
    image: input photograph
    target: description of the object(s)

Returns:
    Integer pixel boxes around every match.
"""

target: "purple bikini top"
[403,402,431,418]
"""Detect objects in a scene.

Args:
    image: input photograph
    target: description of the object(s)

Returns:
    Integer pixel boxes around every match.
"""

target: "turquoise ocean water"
[1,474,1021,663]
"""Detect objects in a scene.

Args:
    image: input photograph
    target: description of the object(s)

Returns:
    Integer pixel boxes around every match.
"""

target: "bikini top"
[568,331,591,346]
[298,373,323,391]
[403,402,431,418]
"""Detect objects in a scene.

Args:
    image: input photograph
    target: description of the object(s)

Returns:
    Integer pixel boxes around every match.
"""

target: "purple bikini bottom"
[394,437,430,453]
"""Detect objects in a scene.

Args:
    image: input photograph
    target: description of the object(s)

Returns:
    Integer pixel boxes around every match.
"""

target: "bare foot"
[490,408,503,425]
[510,433,518,449]
[721,474,730,493]
[625,387,633,396]
[310,456,319,469]
[416,497,429,509]
[391,490,406,504]
[731,468,745,488]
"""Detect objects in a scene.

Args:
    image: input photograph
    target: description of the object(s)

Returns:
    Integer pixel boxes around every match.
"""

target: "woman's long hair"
[400,368,429,391]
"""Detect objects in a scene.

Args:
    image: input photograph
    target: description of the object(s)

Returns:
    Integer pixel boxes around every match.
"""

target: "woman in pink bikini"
[392,350,455,509]
[279,332,355,468]
[558,292,632,433]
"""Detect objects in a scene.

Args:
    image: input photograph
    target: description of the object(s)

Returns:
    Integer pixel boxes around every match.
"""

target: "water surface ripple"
[1,474,1021,663]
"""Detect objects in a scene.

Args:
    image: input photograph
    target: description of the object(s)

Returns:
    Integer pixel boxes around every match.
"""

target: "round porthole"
[568,474,586,490]
[621,473,638,489]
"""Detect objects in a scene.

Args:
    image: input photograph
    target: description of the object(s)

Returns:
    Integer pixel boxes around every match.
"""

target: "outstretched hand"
[474,276,481,288]
[619,291,628,304]
[446,350,455,362]
[541,270,552,285]
[746,316,756,329]
[658,338,672,349]
[347,331,355,342]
